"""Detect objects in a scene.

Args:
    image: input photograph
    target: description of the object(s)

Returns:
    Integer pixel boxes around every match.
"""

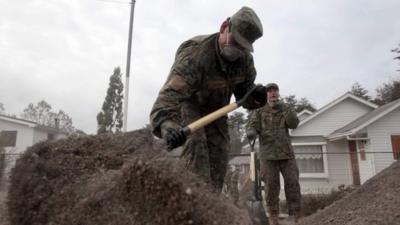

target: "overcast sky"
[1,0,399,134]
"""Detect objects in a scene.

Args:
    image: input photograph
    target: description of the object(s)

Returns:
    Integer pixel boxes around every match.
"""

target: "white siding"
[292,98,373,136]
[366,107,400,173]
[291,136,325,143]
[0,119,35,190]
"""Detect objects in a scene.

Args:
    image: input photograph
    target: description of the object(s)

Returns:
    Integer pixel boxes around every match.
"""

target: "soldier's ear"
[220,20,229,33]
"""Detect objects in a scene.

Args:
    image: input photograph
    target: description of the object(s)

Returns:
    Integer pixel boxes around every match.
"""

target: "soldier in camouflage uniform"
[247,83,302,225]
[150,7,266,192]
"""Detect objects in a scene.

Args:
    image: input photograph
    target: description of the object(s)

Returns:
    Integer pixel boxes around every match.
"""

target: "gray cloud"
[1,0,399,134]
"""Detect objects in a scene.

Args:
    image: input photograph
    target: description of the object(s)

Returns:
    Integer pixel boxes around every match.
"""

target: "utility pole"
[123,0,136,132]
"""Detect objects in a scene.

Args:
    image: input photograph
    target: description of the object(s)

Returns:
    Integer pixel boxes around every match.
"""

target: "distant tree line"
[0,100,82,136]
[20,100,81,136]
[350,79,400,105]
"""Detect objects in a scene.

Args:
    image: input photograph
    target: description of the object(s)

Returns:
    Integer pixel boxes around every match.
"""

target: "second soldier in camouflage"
[247,83,302,225]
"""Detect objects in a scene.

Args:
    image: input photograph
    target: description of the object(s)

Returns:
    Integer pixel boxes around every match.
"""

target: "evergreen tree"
[372,44,400,105]
[97,67,124,134]
[283,95,316,113]
[350,82,371,101]
[373,79,400,105]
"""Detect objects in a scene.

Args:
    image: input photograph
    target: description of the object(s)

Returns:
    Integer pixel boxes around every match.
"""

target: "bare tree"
[21,100,76,134]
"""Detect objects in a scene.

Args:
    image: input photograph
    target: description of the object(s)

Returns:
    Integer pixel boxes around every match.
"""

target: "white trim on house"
[298,93,378,127]
[328,99,400,140]
[0,115,36,128]
[297,109,313,117]
[292,142,327,146]
[350,101,400,134]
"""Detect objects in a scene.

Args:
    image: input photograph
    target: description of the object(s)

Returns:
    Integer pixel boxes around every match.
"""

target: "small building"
[0,114,67,190]
[0,114,67,153]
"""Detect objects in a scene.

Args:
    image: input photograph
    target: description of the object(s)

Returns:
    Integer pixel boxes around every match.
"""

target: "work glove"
[241,85,267,109]
[246,129,258,142]
[252,85,267,105]
[161,121,186,150]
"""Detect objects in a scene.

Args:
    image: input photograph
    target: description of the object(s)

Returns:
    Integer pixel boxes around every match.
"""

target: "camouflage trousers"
[260,159,301,215]
[180,104,230,192]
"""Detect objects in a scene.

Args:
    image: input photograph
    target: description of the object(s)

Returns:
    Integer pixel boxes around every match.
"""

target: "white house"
[292,92,400,193]
[0,114,67,190]
[0,114,67,153]
[229,93,400,194]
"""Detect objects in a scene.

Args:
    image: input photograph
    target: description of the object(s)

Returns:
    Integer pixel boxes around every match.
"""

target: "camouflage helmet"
[230,6,263,52]
[265,83,279,91]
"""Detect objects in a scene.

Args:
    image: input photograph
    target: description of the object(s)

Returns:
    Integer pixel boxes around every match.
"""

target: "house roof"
[0,114,37,127]
[297,92,378,127]
[297,109,313,118]
[0,114,67,135]
[328,98,400,140]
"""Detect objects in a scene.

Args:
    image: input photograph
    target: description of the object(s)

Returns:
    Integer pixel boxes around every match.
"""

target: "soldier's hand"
[247,129,258,141]
[161,121,186,151]
[241,85,267,110]
[164,128,186,150]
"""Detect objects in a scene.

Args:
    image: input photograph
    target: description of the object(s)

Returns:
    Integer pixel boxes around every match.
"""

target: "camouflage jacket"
[247,103,299,160]
[150,33,259,137]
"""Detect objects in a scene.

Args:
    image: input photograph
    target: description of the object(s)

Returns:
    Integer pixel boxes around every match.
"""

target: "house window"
[0,130,17,147]
[294,145,324,173]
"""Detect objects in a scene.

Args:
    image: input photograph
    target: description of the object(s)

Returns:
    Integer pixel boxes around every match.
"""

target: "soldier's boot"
[268,214,280,225]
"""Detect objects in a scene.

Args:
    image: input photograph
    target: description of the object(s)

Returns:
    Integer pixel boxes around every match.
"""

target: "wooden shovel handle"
[180,84,261,136]
[182,103,239,135]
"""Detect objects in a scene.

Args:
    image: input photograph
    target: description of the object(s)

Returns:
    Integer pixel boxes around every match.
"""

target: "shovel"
[246,139,269,225]
[165,84,264,150]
